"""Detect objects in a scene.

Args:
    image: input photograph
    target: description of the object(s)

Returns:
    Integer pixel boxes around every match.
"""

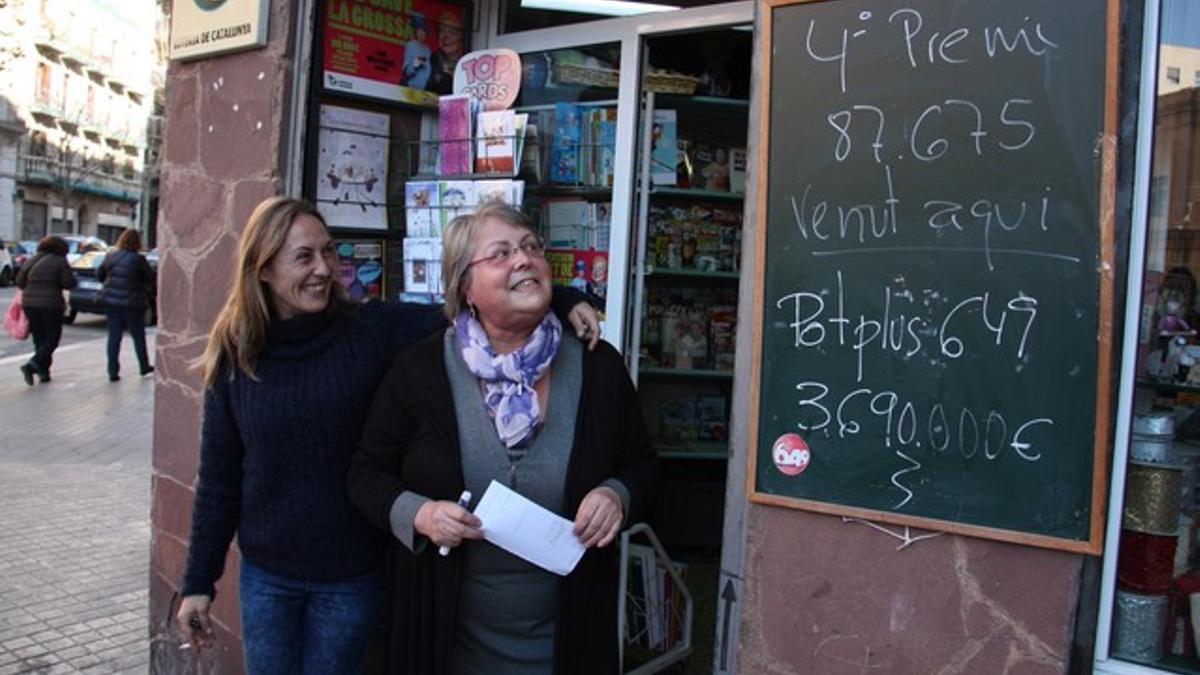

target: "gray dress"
[445,331,581,675]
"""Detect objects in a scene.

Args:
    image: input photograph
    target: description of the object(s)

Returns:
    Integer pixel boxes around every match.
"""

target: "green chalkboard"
[750,0,1115,551]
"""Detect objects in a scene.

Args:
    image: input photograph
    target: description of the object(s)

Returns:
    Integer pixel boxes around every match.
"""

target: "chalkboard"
[748,0,1117,552]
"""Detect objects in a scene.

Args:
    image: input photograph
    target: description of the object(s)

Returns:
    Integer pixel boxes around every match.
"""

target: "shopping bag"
[5,290,30,340]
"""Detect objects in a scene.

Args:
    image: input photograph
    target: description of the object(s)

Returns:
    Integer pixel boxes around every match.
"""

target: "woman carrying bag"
[15,235,76,385]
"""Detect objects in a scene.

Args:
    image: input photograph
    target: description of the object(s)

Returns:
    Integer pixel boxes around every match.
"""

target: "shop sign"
[323,0,470,107]
[454,49,521,111]
[170,0,270,61]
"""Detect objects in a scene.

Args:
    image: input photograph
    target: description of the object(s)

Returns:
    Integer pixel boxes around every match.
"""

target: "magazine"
[650,109,677,186]
[550,102,581,185]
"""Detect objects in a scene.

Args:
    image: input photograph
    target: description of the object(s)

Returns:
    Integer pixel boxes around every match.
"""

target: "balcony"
[19,155,143,203]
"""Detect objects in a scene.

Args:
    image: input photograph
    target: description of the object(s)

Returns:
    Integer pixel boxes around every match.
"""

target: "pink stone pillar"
[736,506,1082,673]
[150,1,299,671]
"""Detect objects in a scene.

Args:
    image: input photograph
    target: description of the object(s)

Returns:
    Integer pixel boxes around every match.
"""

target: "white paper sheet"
[473,480,586,576]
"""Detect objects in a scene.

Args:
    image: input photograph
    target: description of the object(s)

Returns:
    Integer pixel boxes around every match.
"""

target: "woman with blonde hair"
[349,203,657,673]
[176,197,598,673]
[98,228,155,381]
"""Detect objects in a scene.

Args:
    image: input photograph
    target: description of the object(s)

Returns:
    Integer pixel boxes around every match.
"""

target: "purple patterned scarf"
[454,310,562,448]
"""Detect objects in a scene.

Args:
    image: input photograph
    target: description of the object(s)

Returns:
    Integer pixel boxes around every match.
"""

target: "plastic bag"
[5,290,30,340]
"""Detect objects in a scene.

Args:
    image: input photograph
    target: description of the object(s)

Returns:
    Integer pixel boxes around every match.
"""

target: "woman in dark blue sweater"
[176,197,598,674]
[97,228,155,381]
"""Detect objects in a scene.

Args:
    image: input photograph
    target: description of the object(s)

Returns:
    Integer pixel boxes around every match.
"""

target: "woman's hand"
[415,500,483,550]
[573,486,624,548]
[176,594,215,650]
[567,302,601,351]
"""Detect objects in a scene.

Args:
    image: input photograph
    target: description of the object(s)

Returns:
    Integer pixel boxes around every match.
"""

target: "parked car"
[61,235,108,265]
[66,249,158,326]
[7,240,37,276]
[0,241,13,286]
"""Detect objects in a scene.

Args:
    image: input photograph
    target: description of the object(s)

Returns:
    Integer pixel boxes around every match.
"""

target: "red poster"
[323,0,469,106]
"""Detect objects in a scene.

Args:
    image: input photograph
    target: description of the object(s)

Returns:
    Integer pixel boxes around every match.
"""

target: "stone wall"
[736,506,1081,674]
[149,1,298,671]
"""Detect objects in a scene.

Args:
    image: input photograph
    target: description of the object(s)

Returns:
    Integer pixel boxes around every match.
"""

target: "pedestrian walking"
[175,197,599,673]
[15,235,76,385]
[98,229,155,381]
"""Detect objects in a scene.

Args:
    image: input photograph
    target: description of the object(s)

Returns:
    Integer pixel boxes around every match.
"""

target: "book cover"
[591,202,612,251]
[597,107,618,188]
[475,109,516,174]
[544,199,591,249]
[334,239,384,302]
[316,105,390,230]
[438,94,473,176]
[545,250,577,288]
[404,180,439,237]
[696,394,729,441]
[730,147,748,194]
[550,102,580,184]
[650,109,677,186]
[438,180,476,229]
[693,142,731,192]
[659,399,697,443]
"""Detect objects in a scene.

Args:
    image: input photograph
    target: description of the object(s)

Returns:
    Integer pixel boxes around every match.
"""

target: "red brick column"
[150,1,299,671]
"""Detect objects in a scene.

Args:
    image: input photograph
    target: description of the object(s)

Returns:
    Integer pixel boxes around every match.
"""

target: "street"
[0,283,156,674]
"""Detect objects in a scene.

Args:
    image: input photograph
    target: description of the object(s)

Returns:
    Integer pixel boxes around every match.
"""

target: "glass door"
[1097,0,1200,672]
[511,43,623,324]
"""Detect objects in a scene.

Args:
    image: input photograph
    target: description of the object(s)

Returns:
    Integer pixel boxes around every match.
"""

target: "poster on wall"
[323,0,470,107]
[316,105,390,231]
[170,0,270,61]
[336,240,385,301]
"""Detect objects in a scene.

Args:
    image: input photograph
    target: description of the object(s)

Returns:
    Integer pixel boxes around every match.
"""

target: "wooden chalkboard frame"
[745,0,1119,555]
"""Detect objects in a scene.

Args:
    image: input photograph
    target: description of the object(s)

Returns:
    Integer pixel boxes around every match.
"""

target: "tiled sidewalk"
[0,330,155,674]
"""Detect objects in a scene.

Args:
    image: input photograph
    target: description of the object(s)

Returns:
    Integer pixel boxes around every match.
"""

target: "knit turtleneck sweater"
[181,301,445,597]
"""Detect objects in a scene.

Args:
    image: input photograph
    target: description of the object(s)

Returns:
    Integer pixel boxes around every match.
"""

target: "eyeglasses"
[467,238,547,268]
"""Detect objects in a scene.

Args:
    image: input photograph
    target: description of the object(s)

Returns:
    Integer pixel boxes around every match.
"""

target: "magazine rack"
[618,523,693,674]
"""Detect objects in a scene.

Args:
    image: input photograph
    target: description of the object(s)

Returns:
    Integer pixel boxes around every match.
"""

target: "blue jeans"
[239,561,383,675]
[105,306,150,378]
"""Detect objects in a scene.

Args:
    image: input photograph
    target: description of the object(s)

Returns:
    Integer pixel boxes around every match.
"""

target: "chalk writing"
[757,0,1106,540]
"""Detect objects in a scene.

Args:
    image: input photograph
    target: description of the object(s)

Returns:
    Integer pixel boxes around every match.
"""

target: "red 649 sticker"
[772,434,810,476]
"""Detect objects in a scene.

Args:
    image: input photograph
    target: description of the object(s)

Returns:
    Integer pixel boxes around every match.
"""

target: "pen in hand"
[439,490,473,557]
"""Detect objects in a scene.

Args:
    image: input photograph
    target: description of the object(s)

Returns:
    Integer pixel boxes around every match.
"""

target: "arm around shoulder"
[347,347,425,536]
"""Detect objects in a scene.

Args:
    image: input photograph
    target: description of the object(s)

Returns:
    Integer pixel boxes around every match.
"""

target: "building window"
[1166,66,1180,84]
[35,64,51,103]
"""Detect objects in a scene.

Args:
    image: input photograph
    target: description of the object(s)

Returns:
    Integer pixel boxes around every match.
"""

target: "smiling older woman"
[175,198,599,674]
[348,203,658,674]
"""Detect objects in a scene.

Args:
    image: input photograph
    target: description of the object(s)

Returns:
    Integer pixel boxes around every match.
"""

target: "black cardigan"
[348,332,659,675]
